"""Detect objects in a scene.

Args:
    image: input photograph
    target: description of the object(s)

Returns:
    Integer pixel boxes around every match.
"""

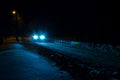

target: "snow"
[54,40,120,54]
[36,42,120,69]
[0,43,73,80]
[34,42,120,79]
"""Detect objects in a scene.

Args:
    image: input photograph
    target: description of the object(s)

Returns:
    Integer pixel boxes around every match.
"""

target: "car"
[32,34,46,42]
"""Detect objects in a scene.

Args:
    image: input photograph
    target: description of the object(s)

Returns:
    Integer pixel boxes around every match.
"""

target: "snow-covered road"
[0,43,73,80]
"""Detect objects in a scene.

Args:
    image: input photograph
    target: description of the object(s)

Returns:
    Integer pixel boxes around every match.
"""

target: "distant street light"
[12,10,19,42]
[12,10,16,14]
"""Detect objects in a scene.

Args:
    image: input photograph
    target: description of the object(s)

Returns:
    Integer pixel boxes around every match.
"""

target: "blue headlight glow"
[33,35,38,40]
[40,35,45,40]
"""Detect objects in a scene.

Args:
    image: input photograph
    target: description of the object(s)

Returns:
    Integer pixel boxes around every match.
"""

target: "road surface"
[0,43,73,80]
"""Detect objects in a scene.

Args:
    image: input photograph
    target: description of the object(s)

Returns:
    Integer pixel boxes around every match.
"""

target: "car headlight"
[32,35,38,40]
[39,35,46,40]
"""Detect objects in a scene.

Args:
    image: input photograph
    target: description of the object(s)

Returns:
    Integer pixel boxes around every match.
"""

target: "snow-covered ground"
[0,43,73,80]
[20,41,120,80]
[54,40,120,54]
[36,42,120,69]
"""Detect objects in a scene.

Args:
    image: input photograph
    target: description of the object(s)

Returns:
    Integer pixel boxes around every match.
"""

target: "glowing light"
[40,35,45,40]
[33,35,38,40]
[12,10,16,14]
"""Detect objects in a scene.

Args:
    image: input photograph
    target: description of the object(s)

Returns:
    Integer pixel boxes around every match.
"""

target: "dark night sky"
[0,0,114,43]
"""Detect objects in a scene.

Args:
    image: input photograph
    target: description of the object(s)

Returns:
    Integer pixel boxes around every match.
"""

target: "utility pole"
[12,10,19,42]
